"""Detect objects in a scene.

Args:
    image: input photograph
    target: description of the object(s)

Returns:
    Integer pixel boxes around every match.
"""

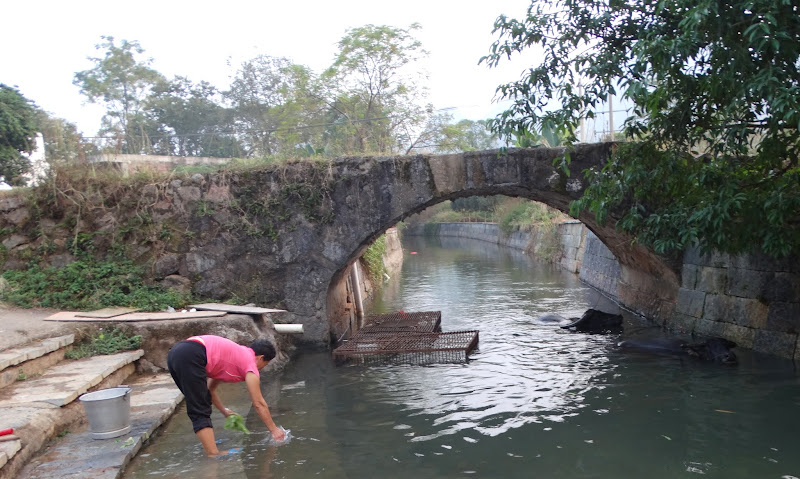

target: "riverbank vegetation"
[1,255,187,312]
[65,326,143,359]
[407,196,568,233]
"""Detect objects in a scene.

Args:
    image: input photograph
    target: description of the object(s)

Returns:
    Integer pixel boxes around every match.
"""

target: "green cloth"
[224,414,250,434]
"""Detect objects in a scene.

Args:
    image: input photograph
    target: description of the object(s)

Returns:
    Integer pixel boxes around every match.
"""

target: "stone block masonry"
[673,249,800,359]
[578,228,619,298]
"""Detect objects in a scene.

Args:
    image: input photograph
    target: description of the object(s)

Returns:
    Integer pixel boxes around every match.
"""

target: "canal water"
[125,235,800,479]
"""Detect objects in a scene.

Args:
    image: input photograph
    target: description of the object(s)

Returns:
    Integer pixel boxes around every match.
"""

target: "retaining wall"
[406,222,800,360]
[405,221,597,280]
[672,249,800,359]
[579,230,620,299]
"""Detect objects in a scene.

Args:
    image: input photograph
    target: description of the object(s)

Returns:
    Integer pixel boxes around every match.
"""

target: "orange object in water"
[410,252,418,254]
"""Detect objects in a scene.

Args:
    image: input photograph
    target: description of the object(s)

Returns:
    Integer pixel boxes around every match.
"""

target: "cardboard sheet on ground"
[76,307,139,318]
[45,311,227,322]
[189,303,286,314]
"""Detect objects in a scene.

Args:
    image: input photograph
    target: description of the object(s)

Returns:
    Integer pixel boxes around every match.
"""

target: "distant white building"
[22,133,49,186]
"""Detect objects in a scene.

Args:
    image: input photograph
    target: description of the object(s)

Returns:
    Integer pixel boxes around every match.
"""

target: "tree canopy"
[0,84,38,184]
[323,23,429,155]
[68,27,485,160]
[74,36,165,153]
[483,0,800,258]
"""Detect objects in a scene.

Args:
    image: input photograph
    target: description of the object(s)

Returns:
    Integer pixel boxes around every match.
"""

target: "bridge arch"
[304,144,678,344]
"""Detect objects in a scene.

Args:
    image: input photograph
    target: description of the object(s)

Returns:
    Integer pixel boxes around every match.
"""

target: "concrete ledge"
[18,373,183,479]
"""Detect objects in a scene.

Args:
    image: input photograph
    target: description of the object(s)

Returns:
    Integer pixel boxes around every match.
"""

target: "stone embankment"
[406,221,800,361]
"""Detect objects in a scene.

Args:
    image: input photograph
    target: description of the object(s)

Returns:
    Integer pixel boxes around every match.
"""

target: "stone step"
[0,335,75,390]
[19,373,184,479]
[0,350,143,479]
[0,349,143,408]
[0,437,21,472]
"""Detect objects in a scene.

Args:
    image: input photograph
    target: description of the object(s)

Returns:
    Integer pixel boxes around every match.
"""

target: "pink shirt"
[190,335,260,383]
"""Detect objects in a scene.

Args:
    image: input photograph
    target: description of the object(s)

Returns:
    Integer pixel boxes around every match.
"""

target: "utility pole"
[608,95,614,140]
[578,84,586,143]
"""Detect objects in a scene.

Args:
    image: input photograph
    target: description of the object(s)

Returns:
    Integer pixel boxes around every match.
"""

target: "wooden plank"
[189,303,286,314]
[76,307,139,318]
[112,311,227,321]
[45,312,94,322]
[46,311,227,322]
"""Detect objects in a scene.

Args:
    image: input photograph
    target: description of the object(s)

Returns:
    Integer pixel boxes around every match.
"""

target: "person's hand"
[223,407,235,417]
[270,427,286,442]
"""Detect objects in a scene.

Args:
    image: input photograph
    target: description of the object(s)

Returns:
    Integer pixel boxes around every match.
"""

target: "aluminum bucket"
[78,387,132,439]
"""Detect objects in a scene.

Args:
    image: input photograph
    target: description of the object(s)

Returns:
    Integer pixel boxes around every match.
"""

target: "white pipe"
[274,324,304,334]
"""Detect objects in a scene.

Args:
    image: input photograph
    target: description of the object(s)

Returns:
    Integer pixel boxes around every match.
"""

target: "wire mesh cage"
[359,311,442,334]
[333,330,479,365]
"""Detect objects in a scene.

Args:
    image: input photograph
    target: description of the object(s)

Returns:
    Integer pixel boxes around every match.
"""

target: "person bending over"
[167,335,286,456]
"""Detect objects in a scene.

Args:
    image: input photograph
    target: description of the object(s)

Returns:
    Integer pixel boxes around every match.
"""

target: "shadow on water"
[125,235,800,479]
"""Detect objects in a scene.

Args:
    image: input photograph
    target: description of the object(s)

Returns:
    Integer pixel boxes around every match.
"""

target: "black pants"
[167,340,213,433]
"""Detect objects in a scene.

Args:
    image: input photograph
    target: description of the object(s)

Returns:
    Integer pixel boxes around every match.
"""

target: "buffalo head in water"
[683,337,738,364]
[559,309,623,334]
[618,336,737,364]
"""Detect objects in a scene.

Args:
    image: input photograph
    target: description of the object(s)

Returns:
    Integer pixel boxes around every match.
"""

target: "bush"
[66,326,142,359]
[362,235,387,283]
[498,199,566,234]
[1,258,189,311]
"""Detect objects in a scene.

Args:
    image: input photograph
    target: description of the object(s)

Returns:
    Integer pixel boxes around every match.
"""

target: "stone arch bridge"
[169,143,676,344]
[0,143,679,345]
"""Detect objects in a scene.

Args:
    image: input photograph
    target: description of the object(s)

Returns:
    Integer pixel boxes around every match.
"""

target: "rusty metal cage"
[333,330,479,365]
[360,311,442,333]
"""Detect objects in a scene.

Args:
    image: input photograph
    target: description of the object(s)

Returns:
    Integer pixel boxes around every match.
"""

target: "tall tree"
[73,36,165,153]
[226,56,322,157]
[484,0,800,257]
[35,111,94,163]
[405,114,498,154]
[148,76,240,157]
[323,24,429,155]
[0,84,38,184]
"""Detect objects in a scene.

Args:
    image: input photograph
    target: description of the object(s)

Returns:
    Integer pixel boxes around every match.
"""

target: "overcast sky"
[2,0,540,136]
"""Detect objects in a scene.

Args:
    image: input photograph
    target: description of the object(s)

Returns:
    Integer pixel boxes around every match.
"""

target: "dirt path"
[0,304,82,350]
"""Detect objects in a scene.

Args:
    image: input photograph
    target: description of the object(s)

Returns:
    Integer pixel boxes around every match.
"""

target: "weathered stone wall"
[579,229,620,298]
[382,227,404,275]
[557,221,586,274]
[89,154,230,175]
[671,249,800,360]
[404,221,587,273]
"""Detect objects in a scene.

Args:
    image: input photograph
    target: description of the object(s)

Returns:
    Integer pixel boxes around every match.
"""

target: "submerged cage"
[360,311,442,333]
[333,330,479,365]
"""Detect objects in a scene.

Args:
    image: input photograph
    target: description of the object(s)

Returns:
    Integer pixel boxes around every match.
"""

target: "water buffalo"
[533,313,573,325]
[560,309,623,334]
[618,336,737,364]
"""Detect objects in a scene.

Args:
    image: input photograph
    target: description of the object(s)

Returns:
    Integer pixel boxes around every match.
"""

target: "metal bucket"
[78,387,132,439]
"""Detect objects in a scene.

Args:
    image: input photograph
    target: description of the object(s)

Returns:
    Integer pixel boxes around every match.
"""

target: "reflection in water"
[125,235,800,479]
